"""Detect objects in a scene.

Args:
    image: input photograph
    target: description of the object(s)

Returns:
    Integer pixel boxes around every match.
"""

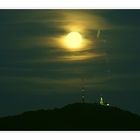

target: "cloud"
[0,10,140,114]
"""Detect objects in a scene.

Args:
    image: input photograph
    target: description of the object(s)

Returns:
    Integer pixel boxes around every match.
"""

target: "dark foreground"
[0,103,140,131]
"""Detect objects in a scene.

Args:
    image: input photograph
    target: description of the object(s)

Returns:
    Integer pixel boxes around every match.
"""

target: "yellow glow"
[59,52,101,61]
[64,32,83,50]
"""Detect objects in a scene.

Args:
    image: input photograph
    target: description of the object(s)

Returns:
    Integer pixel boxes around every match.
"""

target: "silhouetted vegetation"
[0,103,140,130]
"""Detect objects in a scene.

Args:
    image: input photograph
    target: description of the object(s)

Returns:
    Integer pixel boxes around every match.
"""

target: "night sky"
[0,10,140,117]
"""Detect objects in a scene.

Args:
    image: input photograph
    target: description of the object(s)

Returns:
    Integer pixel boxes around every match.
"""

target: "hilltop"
[0,103,140,130]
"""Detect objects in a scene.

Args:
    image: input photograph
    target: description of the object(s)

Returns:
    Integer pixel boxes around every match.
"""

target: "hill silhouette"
[0,103,140,130]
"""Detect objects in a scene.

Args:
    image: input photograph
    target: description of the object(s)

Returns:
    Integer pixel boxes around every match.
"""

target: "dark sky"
[0,10,140,117]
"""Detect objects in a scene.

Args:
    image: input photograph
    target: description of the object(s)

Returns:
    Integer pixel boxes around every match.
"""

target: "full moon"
[65,32,83,50]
